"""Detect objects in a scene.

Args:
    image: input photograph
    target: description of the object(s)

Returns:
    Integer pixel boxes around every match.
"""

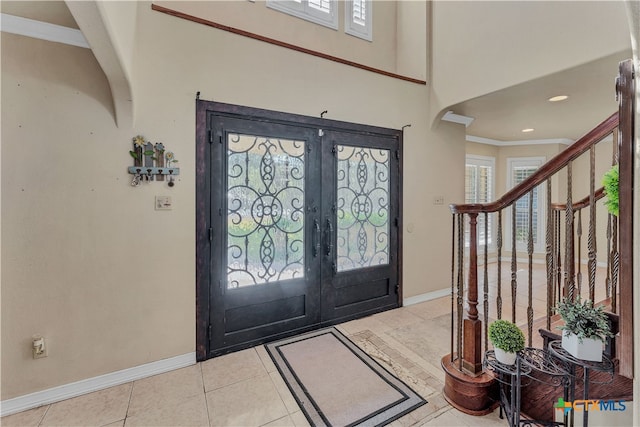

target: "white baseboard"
[403,288,451,306]
[0,352,196,417]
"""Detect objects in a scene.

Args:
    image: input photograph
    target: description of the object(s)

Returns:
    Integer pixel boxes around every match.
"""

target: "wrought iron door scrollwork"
[336,145,390,272]
[226,133,305,288]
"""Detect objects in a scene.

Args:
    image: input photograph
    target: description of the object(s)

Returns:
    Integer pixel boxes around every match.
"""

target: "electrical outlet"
[433,196,445,205]
[32,335,47,359]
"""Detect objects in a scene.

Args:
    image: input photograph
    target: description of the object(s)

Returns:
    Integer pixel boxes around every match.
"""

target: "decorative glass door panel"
[321,131,399,323]
[336,145,390,272]
[227,133,306,288]
[198,102,400,359]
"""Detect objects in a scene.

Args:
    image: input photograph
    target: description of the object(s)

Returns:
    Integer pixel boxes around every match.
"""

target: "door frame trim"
[195,99,403,361]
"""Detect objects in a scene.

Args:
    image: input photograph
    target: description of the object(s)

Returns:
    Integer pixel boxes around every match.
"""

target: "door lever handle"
[325,218,333,256]
[313,219,320,257]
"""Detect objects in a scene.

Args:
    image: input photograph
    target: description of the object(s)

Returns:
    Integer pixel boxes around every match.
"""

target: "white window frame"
[506,157,546,253]
[267,0,338,30]
[345,0,372,41]
[465,155,495,248]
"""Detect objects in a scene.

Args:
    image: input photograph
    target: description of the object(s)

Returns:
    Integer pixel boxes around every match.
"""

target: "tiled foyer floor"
[2,296,505,427]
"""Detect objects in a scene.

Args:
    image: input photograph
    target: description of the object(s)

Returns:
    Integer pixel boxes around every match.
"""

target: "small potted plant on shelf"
[489,319,525,365]
[556,297,613,362]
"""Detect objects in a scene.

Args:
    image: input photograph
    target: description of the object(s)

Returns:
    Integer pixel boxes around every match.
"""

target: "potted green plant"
[489,320,525,365]
[602,164,619,216]
[556,297,613,362]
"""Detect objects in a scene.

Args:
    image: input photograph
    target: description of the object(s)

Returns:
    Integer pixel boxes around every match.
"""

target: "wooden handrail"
[550,187,605,211]
[450,112,618,214]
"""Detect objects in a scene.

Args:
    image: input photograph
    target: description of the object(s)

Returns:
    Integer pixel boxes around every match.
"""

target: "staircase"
[442,59,635,418]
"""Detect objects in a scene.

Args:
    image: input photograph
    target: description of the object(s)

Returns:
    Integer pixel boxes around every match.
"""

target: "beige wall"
[0,1,462,399]
[156,0,427,80]
[430,0,630,120]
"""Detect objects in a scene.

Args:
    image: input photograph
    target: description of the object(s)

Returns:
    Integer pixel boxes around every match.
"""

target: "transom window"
[267,0,338,30]
[345,0,372,41]
[267,0,372,41]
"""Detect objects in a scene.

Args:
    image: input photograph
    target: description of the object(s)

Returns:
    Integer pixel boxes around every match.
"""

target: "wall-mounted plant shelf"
[128,167,180,176]
[128,135,179,187]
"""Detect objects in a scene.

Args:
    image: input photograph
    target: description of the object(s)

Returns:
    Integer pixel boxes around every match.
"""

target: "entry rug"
[265,327,426,427]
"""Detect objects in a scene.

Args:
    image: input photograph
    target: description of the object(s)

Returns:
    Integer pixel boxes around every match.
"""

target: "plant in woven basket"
[488,320,525,353]
[602,164,619,216]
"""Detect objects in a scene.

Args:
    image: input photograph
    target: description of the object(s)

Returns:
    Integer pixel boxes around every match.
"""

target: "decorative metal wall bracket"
[128,135,180,187]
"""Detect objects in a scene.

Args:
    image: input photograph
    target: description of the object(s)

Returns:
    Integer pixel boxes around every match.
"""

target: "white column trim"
[0,13,89,48]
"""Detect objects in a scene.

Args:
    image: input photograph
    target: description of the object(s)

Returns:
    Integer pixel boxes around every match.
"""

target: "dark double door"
[196,102,402,359]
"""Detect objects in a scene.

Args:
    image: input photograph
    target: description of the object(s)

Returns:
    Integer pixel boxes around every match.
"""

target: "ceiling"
[451,50,631,143]
[1,1,632,144]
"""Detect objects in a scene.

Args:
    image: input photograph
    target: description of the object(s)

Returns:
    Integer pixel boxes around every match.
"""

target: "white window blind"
[465,155,494,247]
[267,0,338,30]
[345,0,372,41]
[507,157,546,252]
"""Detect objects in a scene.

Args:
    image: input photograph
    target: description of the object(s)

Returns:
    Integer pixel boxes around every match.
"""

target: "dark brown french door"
[196,101,402,359]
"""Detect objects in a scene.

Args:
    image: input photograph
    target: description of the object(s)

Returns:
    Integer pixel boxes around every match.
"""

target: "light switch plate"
[156,196,173,210]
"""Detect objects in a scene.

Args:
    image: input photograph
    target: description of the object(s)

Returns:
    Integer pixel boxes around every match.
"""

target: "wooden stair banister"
[450,112,617,215]
[443,59,635,415]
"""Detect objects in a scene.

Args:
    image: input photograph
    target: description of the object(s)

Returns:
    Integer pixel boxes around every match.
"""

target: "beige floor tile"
[405,296,453,320]
[207,373,288,427]
[260,414,295,427]
[255,344,277,373]
[127,364,203,416]
[103,420,125,427]
[387,313,452,374]
[40,383,132,427]
[201,348,267,392]
[337,315,390,335]
[124,393,209,427]
[445,407,504,427]
[268,371,300,414]
[0,405,49,426]
[418,408,467,427]
[370,307,424,331]
[288,411,310,427]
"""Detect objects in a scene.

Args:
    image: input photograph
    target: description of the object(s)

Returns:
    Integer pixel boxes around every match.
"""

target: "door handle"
[325,218,333,256]
[313,219,320,257]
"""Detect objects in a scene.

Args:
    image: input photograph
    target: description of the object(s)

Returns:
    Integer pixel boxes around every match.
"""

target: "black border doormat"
[265,327,426,427]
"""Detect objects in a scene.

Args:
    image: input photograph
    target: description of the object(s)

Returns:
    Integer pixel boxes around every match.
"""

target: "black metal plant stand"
[485,348,569,427]
[548,341,614,427]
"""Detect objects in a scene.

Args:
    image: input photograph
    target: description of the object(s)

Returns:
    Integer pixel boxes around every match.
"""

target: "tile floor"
[1,296,506,427]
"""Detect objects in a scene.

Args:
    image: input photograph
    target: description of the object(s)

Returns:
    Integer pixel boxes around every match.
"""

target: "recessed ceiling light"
[522,128,535,133]
[548,95,569,102]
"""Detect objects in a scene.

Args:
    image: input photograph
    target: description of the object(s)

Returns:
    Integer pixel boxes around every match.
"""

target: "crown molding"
[1,13,89,49]
[466,134,574,147]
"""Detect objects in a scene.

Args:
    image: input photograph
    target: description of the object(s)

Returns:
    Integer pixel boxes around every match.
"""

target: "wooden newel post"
[463,213,483,374]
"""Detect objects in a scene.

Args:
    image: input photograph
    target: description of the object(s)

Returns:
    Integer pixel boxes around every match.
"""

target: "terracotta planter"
[562,331,603,362]
[494,347,517,365]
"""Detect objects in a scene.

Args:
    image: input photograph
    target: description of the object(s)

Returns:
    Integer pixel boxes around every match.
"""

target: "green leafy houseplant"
[489,320,525,353]
[602,165,619,216]
[556,297,613,343]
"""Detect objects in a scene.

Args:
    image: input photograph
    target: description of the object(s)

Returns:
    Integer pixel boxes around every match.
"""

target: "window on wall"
[267,0,338,30]
[345,0,372,41]
[465,155,494,247]
[506,157,546,253]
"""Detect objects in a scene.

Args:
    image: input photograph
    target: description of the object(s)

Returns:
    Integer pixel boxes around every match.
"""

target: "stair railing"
[446,60,634,384]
